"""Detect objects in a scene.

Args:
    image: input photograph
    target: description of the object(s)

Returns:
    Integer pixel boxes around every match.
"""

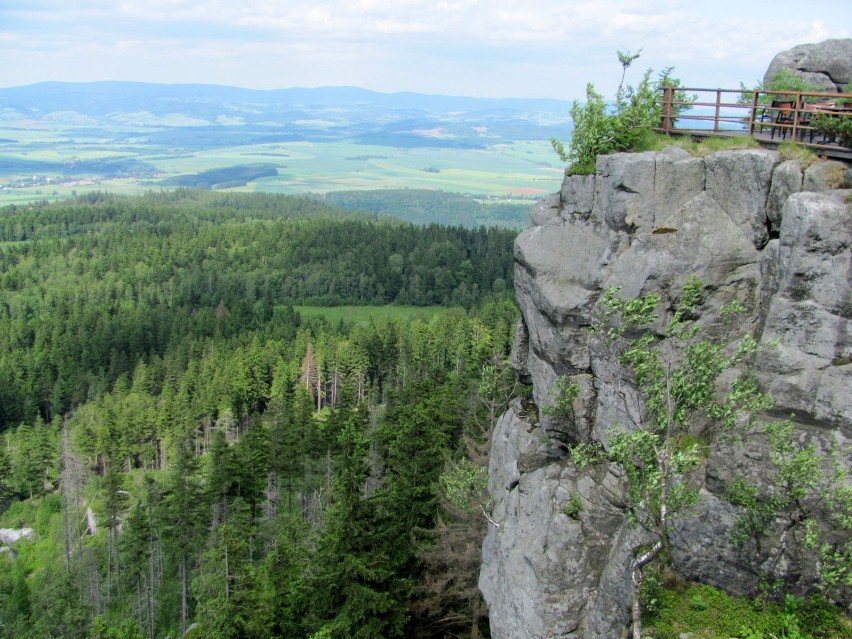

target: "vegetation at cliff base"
[567,277,851,639]
[644,582,850,639]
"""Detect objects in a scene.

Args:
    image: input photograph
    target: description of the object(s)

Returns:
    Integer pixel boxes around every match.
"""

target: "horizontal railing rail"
[657,87,852,153]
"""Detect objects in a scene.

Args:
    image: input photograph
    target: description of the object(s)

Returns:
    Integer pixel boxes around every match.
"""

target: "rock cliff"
[479,148,851,638]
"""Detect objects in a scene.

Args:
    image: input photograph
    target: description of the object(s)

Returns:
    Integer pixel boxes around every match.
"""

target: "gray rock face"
[513,214,617,419]
[480,147,852,638]
[560,175,596,219]
[764,38,852,91]
[803,160,848,193]
[766,160,802,230]
[592,150,704,235]
[529,193,562,227]
[704,149,779,248]
[755,190,852,428]
[480,403,637,639]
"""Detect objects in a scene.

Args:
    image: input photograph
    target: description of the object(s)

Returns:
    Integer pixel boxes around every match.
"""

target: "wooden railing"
[657,87,852,153]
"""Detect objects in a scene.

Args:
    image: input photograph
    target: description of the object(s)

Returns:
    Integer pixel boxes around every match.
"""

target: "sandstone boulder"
[764,38,852,92]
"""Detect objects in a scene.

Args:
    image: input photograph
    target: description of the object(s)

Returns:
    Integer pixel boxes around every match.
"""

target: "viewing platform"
[656,87,852,161]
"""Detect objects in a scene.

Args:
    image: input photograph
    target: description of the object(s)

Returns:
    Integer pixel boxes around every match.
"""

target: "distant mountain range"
[0,81,572,147]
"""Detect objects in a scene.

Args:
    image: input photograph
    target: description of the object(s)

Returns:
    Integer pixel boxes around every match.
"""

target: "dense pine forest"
[322,190,532,228]
[0,189,521,638]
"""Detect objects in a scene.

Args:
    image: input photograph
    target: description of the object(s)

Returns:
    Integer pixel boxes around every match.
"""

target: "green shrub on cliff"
[551,50,691,175]
[569,276,850,637]
[570,276,773,638]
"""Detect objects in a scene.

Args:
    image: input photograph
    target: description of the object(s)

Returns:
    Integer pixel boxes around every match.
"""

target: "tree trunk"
[224,540,231,601]
[631,539,662,639]
[632,578,643,639]
[147,549,156,639]
[471,592,482,639]
[136,579,145,632]
[106,530,112,606]
[180,556,188,637]
[316,369,322,412]
[114,528,121,599]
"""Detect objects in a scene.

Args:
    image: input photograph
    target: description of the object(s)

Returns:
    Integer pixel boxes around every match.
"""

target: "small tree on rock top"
[552,50,692,175]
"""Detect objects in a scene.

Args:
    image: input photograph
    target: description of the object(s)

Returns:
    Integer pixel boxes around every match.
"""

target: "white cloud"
[374,19,433,34]
[0,0,849,97]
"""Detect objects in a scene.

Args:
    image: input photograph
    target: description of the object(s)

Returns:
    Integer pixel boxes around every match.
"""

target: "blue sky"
[1,1,849,99]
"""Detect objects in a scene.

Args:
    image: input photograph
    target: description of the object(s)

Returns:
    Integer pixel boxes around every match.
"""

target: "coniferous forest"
[0,189,521,638]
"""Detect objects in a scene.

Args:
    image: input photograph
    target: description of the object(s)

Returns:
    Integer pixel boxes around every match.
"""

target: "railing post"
[791,91,801,142]
[661,86,674,133]
[749,91,760,136]
[714,90,722,132]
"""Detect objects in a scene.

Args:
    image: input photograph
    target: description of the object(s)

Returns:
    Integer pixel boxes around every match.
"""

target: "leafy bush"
[551,51,691,175]
[739,69,827,106]
[541,375,580,424]
[811,113,852,148]
[561,494,583,520]
[725,416,852,599]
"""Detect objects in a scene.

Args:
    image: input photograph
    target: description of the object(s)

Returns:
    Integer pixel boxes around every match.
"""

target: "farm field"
[0,136,564,205]
[0,82,572,210]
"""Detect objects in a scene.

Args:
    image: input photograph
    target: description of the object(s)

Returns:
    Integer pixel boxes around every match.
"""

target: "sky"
[1,1,850,100]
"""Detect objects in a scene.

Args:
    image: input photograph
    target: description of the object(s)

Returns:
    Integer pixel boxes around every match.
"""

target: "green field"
[0,129,564,206]
[295,304,446,325]
[0,82,573,208]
